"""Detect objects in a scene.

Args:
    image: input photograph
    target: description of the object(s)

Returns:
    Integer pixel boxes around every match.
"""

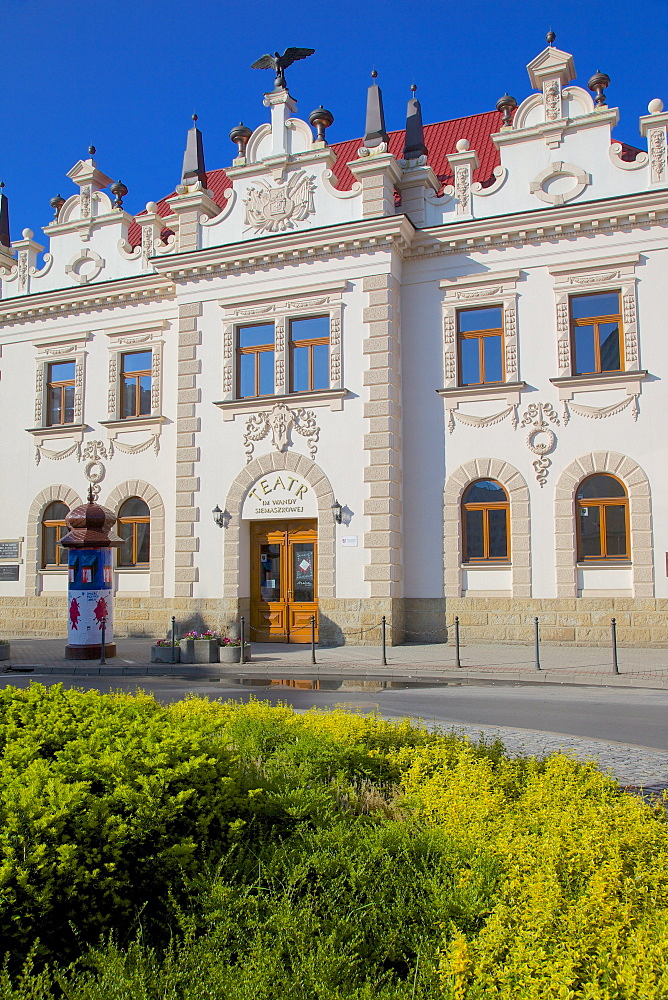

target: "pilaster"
[348,154,402,218]
[174,302,203,597]
[362,273,403,604]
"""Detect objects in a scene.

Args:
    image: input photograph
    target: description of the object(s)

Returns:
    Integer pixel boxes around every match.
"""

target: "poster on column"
[241,473,318,519]
[67,548,114,647]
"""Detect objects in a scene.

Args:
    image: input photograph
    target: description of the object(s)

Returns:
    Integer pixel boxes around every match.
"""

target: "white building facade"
[1,40,667,645]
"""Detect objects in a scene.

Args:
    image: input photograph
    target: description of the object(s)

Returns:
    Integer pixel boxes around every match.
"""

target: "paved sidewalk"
[3,637,668,689]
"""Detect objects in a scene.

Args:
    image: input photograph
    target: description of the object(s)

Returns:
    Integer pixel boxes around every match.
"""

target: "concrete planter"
[0,644,9,661]
[219,645,242,664]
[151,644,181,663]
[179,638,219,664]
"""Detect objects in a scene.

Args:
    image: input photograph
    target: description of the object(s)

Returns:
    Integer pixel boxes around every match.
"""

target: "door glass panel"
[464,509,484,560]
[488,508,508,559]
[260,544,281,601]
[605,505,628,557]
[292,544,315,603]
[579,504,602,558]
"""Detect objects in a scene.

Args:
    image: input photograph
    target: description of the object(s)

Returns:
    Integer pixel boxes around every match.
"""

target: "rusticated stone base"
[445,597,668,646]
[0,595,666,647]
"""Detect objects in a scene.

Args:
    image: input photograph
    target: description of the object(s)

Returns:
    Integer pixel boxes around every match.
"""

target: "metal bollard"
[170,615,176,664]
[454,616,461,668]
[381,615,387,666]
[240,616,245,664]
[310,615,316,664]
[611,617,619,674]
[99,616,106,665]
[534,617,541,671]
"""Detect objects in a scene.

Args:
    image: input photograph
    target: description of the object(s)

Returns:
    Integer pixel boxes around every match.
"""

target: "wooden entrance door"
[250,520,318,643]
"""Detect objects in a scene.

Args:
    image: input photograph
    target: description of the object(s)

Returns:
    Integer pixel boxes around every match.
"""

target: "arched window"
[118,497,150,567]
[462,480,509,562]
[577,474,629,560]
[42,501,69,568]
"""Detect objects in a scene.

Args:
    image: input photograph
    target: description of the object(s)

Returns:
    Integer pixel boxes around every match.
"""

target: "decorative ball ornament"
[648,98,664,114]
[22,228,33,240]
[455,138,470,152]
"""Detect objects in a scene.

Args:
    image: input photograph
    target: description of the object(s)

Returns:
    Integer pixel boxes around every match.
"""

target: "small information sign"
[341,536,358,547]
[0,566,19,581]
[0,541,20,561]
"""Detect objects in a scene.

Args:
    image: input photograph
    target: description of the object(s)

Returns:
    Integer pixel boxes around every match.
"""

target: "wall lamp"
[331,499,343,524]
[212,505,230,528]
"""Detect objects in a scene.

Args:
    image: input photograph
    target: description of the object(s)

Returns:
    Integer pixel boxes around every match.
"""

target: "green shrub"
[0,685,667,999]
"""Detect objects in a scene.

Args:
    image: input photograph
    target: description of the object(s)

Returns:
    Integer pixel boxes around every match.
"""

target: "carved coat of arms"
[243,171,315,234]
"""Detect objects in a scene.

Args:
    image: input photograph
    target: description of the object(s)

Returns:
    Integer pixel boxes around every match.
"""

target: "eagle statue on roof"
[251,47,315,91]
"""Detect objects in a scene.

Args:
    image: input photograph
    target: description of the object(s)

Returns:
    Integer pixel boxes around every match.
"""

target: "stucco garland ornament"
[243,402,319,462]
[448,404,518,434]
[520,401,560,487]
[562,394,639,424]
[243,170,315,234]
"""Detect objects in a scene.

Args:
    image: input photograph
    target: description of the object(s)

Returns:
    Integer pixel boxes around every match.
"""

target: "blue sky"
[2,0,667,239]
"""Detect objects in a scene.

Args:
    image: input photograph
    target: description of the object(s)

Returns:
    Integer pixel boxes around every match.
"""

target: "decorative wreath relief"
[243,170,315,234]
[243,402,319,463]
[520,402,560,487]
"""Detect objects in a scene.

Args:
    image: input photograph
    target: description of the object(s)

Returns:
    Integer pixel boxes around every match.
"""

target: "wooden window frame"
[236,323,275,399]
[289,316,330,393]
[457,307,505,387]
[576,474,630,562]
[569,292,624,376]
[41,502,69,569]
[462,481,510,563]
[46,362,76,426]
[117,500,150,568]
[120,351,153,419]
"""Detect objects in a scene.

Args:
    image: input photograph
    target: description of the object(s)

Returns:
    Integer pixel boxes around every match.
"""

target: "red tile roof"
[127,109,642,245]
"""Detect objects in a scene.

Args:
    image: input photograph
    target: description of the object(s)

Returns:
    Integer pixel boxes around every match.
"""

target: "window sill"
[99,415,166,431]
[551,371,647,399]
[116,566,150,572]
[40,567,67,574]
[462,561,512,567]
[576,561,632,567]
[214,388,349,421]
[437,381,525,406]
[26,423,87,438]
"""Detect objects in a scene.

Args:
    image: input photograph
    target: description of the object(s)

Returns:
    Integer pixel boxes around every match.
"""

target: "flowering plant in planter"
[219,636,242,647]
[154,638,174,647]
[181,630,221,641]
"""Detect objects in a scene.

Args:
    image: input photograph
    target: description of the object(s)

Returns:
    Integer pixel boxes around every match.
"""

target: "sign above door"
[241,472,318,520]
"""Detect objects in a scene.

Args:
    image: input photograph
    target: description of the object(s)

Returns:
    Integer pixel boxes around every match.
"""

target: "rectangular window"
[237,323,274,398]
[457,306,504,386]
[290,316,330,392]
[47,361,76,426]
[570,291,623,375]
[121,351,152,418]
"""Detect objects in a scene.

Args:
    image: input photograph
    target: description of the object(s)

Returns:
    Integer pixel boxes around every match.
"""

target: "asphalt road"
[3,672,667,751]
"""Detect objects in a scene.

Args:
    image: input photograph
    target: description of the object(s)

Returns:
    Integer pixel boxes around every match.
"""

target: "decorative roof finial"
[588,70,610,107]
[50,193,66,220]
[110,180,128,209]
[496,92,518,128]
[87,484,95,505]
[403,83,428,160]
[546,28,556,46]
[88,144,96,156]
[229,122,253,159]
[181,115,207,187]
[364,68,389,148]
[251,47,315,92]
[309,106,334,144]
[0,181,10,249]
[192,112,198,122]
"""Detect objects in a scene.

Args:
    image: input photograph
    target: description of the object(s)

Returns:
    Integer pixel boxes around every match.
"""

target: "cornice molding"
[0,273,175,325]
[151,215,417,281]
[412,189,668,258]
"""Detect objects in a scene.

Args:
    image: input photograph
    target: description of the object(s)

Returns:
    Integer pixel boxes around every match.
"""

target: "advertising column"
[59,486,123,660]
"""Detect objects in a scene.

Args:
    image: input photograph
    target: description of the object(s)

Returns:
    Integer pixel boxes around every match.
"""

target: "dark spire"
[364,69,389,148]
[0,182,10,249]
[181,114,207,186]
[546,28,556,46]
[403,83,428,160]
